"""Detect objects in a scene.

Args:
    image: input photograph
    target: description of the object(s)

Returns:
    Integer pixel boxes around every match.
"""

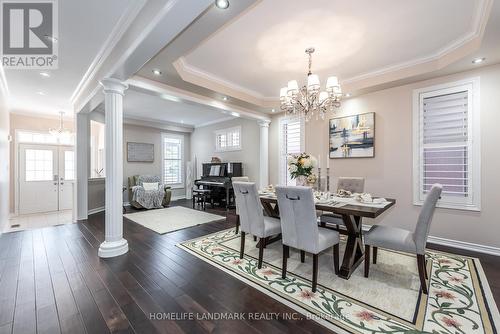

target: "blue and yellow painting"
[329,112,375,158]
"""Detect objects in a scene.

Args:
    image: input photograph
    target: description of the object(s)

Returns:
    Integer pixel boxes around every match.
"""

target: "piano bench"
[193,189,212,211]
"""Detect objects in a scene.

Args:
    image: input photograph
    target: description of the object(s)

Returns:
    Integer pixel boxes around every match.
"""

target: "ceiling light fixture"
[215,0,229,9]
[472,57,485,64]
[40,72,50,78]
[345,93,351,97]
[271,108,276,113]
[37,91,46,95]
[152,69,162,75]
[280,47,342,121]
[49,111,73,140]
[222,96,228,101]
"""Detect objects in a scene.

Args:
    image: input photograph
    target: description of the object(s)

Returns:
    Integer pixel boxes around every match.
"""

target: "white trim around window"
[215,126,242,152]
[412,77,481,211]
[161,133,185,189]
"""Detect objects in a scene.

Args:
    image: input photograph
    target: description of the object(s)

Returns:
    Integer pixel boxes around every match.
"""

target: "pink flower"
[438,259,453,265]
[355,310,377,322]
[435,290,456,300]
[442,317,462,328]
[260,269,276,276]
[211,247,225,253]
[449,276,464,283]
[299,290,316,300]
[232,259,243,265]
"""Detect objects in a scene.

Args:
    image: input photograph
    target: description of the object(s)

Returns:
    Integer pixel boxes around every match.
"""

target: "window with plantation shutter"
[162,133,184,187]
[413,79,480,211]
[279,117,304,185]
[215,126,241,152]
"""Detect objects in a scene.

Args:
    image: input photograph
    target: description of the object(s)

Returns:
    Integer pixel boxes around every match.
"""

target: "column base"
[98,238,129,258]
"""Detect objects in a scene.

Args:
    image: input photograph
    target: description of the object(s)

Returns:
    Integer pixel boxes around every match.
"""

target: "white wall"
[269,64,500,249]
[0,99,9,231]
[191,118,261,184]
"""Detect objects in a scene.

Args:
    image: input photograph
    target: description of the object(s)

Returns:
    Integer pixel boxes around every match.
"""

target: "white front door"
[19,144,75,214]
[58,146,75,210]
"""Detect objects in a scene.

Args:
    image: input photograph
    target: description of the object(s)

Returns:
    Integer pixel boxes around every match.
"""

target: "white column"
[74,112,89,222]
[98,78,129,258]
[258,120,270,189]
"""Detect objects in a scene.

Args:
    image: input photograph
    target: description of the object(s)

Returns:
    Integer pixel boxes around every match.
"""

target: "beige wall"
[0,101,9,231]
[9,113,74,213]
[191,118,261,184]
[271,64,500,248]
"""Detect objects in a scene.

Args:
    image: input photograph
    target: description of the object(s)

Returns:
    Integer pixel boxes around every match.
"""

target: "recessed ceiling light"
[472,57,485,64]
[37,91,46,96]
[345,93,351,97]
[271,108,275,113]
[152,69,162,76]
[180,120,185,124]
[40,72,50,78]
[44,35,57,43]
[222,96,228,101]
[215,0,229,9]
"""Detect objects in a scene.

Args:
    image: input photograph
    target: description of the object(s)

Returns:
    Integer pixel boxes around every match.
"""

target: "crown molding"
[127,75,271,123]
[194,116,236,129]
[174,0,492,103]
[69,0,146,107]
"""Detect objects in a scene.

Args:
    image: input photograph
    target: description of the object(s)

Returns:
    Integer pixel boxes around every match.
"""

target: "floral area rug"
[178,228,500,334]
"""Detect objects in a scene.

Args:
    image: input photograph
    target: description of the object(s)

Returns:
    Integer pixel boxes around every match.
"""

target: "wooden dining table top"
[259,195,396,219]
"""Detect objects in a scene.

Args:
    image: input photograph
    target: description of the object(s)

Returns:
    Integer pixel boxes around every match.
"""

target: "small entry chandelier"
[279,47,342,121]
[49,111,72,140]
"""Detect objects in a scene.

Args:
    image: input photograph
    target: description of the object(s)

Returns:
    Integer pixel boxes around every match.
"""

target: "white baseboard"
[88,206,105,215]
[360,224,500,256]
[171,195,186,201]
[426,235,500,257]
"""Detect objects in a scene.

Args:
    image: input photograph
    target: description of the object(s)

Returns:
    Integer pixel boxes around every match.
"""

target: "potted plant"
[287,153,317,186]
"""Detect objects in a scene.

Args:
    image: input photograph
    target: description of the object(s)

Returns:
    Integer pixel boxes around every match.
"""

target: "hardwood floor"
[0,199,499,333]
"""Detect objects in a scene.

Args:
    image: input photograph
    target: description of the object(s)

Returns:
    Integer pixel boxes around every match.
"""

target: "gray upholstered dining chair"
[276,186,340,292]
[320,177,365,229]
[232,182,281,269]
[363,184,442,294]
[231,176,250,233]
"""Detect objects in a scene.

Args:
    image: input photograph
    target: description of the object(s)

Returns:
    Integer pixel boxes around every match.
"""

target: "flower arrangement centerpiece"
[287,153,318,186]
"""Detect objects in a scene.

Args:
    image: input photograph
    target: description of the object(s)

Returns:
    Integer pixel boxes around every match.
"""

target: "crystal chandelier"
[279,47,342,121]
[49,111,72,140]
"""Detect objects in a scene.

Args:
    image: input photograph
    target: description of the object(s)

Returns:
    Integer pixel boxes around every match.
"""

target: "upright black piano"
[194,162,243,209]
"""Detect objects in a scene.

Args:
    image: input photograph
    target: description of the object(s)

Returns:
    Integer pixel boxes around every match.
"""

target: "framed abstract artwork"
[127,142,154,162]
[329,112,375,158]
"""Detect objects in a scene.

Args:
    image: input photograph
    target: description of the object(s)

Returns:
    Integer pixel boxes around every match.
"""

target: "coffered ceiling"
[140,0,496,112]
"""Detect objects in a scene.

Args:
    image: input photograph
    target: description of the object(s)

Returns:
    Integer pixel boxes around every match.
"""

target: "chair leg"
[312,254,319,292]
[192,195,195,208]
[364,245,370,278]
[258,238,265,269]
[282,245,289,279]
[425,259,428,279]
[239,231,245,259]
[417,254,428,294]
[235,215,240,234]
[333,244,339,275]
[373,247,378,264]
[320,222,326,228]
[253,236,257,242]
[300,250,305,263]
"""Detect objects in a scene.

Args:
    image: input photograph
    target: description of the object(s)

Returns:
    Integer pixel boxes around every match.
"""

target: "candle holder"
[317,167,322,192]
[326,167,330,192]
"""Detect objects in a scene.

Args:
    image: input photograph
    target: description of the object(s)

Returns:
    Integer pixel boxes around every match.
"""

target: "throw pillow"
[143,182,159,191]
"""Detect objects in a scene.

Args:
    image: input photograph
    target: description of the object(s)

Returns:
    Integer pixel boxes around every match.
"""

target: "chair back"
[414,184,442,254]
[231,177,249,214]
[275,186,319,253]
[137,175,161,187]
[232,182,265,237]
[337,177,365,193]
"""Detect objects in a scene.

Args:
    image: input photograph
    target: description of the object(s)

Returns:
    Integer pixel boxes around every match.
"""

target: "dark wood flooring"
[0,199,499,334]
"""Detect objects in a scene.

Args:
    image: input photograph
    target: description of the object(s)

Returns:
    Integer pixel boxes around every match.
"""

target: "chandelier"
[49,111,72,140]
[279,47,342,121]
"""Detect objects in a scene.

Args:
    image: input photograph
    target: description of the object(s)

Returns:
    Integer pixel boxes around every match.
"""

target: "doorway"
[18,144,75,215]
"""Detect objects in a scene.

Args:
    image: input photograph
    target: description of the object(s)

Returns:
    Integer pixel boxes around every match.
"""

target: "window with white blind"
[413,78,480,211]
[215,126,241,152]
[162,134,184,187]
[279,117,304,185]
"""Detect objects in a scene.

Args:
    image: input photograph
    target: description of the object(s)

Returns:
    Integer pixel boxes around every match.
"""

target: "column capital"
[258,119,271,127]
[100,78,128,95]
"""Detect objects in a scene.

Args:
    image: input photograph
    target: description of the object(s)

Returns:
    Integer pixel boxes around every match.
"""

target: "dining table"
[258,193,396,280]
